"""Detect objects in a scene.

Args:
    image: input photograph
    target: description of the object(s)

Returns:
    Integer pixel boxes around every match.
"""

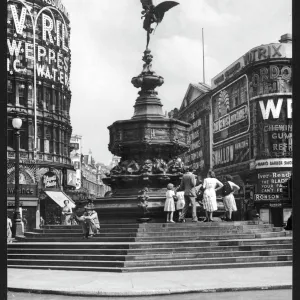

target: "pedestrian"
[178,166,198,223]
[61,199,73,225]
[175,190,185,221]
[222,175,240,221]
[74,202,100,239]
[40,216,45,228]
[7,216,12,241]
[202,170,224,222]
[164,183,176,223]
[284,212,292,230]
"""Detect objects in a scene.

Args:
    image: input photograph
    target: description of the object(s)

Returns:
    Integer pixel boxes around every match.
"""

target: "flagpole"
[202,28,205,84]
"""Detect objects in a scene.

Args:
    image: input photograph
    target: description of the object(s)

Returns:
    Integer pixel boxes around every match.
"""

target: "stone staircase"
[7,221,292,272]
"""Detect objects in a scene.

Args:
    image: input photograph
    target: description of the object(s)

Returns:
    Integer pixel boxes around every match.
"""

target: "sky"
[63,0,292,165]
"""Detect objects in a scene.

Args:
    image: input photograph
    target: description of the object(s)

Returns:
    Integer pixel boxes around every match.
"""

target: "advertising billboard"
[212,135,250,168]
[255,95,292,159]
[211,75,250,145]
[211,43,292,89]
[7,2,71,88]
[248,64,292,99]
[67,169,77,187]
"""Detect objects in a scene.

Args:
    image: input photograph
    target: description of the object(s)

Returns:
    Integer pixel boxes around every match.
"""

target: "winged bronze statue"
[140,0,179,50]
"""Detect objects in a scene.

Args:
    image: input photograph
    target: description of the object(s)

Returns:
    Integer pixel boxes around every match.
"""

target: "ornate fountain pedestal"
[97,50,191,222]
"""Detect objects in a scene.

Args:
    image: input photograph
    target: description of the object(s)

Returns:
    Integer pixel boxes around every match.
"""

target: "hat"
[84,203,95,210]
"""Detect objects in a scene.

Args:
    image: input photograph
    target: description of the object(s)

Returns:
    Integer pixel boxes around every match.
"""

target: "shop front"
[39,170,75,225]
[7,184,39,231]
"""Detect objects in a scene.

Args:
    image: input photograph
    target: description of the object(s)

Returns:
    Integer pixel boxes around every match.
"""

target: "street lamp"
[12,115,23,236]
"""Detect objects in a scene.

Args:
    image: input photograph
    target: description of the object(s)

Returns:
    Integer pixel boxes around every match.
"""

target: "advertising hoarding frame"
[211,74,251,146]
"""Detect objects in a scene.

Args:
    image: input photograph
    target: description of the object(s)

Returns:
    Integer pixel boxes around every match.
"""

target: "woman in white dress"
[202,170,223,222]
[223,175,240,221]
[61,200,73,225]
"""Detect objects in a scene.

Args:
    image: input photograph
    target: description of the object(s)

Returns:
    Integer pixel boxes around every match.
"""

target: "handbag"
[196,185,204,203]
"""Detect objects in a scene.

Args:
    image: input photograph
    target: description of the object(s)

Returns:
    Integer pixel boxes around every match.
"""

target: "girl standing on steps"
[164,183,176,223]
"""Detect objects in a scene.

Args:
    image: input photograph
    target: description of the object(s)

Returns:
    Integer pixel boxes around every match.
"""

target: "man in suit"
[178,166,198,222]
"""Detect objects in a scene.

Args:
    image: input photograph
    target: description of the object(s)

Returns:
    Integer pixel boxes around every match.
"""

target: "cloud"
[179,0,241,27]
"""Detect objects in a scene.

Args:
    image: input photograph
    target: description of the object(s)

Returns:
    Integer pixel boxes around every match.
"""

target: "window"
[18,83,26,106]
[27,84,33,106]
[56,91,61,112]
[7,129,14,149]
[8,80,14,105]
[55,127,60,154]
[64,133,69,156]
[45,88,51,110]
[52,90,56,109]
[37,126,43,152]
[27,59,34,69]
[37,86,43,109]
[44,127,51,153]
[19,129,27,150]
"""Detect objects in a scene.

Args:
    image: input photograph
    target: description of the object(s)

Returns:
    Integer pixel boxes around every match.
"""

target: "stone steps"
[7,261,292,273]
[7,244,291,256]
[8,254,292,269]
[8,222,293,272]
[8,249,292,261]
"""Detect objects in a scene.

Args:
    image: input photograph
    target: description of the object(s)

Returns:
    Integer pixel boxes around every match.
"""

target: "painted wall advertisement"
[212,75,250,144]
[255,95,292,159]
[213,136,250,168]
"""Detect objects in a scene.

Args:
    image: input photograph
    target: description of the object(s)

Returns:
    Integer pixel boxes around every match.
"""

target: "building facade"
[211,34,292,225]
[69,137,112,200]
[7,0,74,228]
[173,34,292,225]
[170,83,212,180]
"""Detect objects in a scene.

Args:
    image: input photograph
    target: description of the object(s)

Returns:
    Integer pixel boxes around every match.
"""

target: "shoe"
[203,219,209,222]
[169,220,175,223]
[178,219,185,223]
[209,219,214,222]
[192,220,198,223]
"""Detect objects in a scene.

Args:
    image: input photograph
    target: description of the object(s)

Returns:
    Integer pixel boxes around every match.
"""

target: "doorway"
[270,207,283,227]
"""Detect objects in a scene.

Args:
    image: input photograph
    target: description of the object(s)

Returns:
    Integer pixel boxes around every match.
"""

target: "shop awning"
[44,191,76,208]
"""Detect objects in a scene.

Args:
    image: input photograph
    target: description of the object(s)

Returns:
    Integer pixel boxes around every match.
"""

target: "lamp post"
[12,115,23,236]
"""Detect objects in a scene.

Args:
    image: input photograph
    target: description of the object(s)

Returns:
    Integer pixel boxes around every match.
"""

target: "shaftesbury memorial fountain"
[100,0,191,222]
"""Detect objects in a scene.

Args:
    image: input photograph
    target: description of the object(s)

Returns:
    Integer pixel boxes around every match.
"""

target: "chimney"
[279,33,292,43]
